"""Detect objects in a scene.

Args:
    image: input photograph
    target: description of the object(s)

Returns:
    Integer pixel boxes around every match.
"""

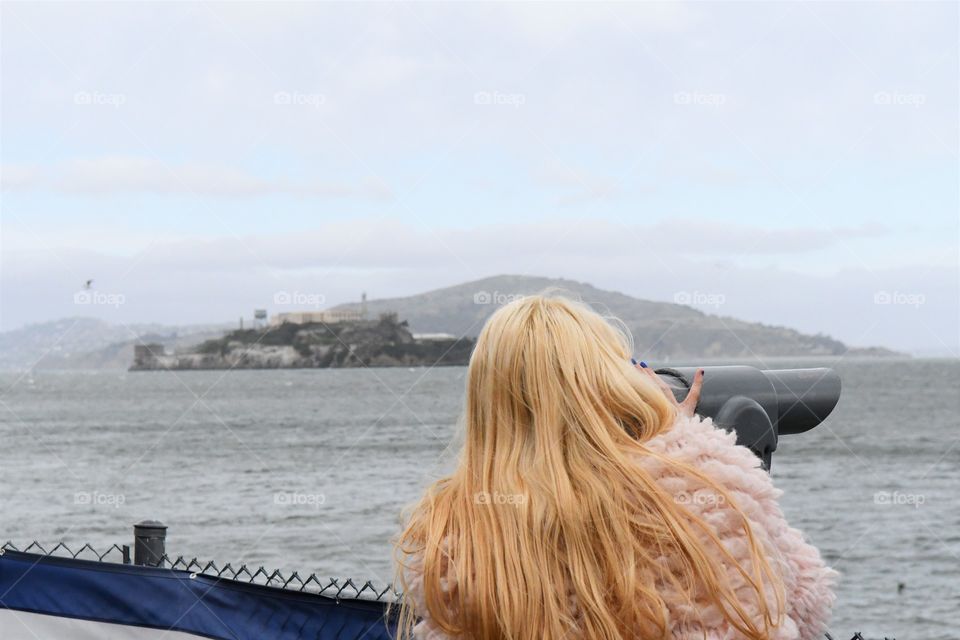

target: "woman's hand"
[636,363,705,418]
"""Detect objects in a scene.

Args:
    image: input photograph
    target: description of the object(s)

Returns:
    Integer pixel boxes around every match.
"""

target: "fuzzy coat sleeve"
[403,414,837,639]
[637,414,838,639]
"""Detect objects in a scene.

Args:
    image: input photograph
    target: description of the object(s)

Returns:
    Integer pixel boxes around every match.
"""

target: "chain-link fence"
[0,540,398,602]
[1,539,892,639]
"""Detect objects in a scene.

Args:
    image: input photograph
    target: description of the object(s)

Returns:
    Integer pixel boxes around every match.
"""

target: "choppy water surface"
[1,358,957,638]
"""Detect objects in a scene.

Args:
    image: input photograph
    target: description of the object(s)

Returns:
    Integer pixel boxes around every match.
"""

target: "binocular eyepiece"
[655,365,842,469]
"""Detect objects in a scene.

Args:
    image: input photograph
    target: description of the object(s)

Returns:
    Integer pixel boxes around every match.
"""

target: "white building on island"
[269,293,370,326]
[269,309,365,326]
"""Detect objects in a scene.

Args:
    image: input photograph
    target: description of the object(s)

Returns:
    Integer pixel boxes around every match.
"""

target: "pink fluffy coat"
[404,414,838,639]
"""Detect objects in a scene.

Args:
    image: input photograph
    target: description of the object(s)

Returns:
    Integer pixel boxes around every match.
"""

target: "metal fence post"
[133,520,167,567]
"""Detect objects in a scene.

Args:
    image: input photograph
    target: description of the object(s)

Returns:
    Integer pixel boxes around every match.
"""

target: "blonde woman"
[395,294,836,640]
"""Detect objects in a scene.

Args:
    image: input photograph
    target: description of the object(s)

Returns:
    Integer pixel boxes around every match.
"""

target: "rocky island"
[130,313,474,370]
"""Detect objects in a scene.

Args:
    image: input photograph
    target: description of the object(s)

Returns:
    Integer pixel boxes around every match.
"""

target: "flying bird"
[83,279,94,290]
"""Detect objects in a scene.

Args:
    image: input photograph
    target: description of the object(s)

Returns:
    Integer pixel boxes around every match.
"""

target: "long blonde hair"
[395,294,783,639]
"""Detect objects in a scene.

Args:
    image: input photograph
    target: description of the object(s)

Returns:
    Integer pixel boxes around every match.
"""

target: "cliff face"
[131,314,474,370]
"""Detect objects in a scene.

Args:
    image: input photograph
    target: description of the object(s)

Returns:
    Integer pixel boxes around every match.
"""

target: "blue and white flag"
[0,550,393,639]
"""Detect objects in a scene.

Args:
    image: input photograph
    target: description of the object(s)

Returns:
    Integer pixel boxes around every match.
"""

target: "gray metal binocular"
[655,366,841,469]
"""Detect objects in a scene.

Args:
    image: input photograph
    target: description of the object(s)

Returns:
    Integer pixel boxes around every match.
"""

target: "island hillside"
[330,275,900,359]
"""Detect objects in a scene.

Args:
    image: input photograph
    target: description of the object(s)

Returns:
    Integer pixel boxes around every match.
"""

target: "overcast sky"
[1,2,957,355]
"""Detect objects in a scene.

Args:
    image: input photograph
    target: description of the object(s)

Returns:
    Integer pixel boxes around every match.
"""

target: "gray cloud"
[2,157,393,199]
[535,163,623,205]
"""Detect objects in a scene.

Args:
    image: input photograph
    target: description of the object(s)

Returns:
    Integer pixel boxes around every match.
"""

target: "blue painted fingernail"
[630,358,638,365]
[639,361,648,368]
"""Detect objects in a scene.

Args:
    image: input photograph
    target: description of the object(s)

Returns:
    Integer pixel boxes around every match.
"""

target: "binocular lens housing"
[654,365,841,469]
